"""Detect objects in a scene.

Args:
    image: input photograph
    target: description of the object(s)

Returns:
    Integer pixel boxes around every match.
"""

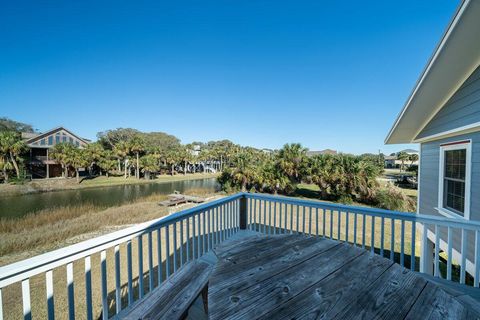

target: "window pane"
[444,178,465,215]
[444,149,466,180]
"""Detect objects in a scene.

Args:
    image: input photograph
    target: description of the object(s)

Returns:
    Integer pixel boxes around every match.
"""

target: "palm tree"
[114,141,130,178]
[129,135,146,179]
[97,150,117,177]
[84,142,104,176]
[0,131,26,179]
[66,147,89,183]
[50,143,71,177]
[140,154,159,180]
[397,151,410,172]
[409,153,419,166]
[0,156,13,183]
[277,143,308,185]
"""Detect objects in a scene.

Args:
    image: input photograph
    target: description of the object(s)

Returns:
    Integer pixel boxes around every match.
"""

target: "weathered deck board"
[404,282,475,320]
[209,244,363,319]
[209,236,338,297]
[122,260,212,320]
[208,234,479,320]
[258,250,394,320]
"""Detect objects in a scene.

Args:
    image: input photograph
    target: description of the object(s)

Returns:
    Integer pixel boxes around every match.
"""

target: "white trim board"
[413,121,480,143]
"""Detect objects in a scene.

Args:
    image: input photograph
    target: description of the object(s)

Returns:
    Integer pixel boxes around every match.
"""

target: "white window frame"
[437,140,472,219]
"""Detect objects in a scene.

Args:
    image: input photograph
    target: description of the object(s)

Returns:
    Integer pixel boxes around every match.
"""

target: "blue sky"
[0,1,459,154]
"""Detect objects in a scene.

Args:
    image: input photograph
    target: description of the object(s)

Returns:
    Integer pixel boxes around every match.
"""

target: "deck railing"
[1,192,479,319]
[0,194,242,320]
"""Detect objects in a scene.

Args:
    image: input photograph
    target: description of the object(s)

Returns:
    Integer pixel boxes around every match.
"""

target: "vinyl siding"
[416,64,480,139]
[419,132,480,262]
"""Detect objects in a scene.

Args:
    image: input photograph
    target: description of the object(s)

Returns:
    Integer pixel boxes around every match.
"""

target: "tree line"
[218,143,415,211]
[0,118,241,183]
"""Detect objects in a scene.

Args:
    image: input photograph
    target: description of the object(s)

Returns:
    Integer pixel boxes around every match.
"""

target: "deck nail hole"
[283,286,290,294]
[230,296,240,303]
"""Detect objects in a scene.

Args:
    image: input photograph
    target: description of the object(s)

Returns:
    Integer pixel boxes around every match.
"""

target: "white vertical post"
[138,236,144,297]
[148,232,153,291]
[46,270,54,320]
[85,256,93,320]
[460,229,467,284]
[22,279,31,320]
[100,251,108,320]
[157,228,163,284]
[114,245,121,314]
[66,262,75,320]
[127,241,133,305]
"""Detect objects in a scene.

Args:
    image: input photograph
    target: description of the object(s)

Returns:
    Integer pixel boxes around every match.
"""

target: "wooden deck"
[206,232,480,320]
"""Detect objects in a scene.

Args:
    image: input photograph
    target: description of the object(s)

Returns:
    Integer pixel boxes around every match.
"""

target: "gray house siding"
[419,132,480,262]
[416,64,480,140]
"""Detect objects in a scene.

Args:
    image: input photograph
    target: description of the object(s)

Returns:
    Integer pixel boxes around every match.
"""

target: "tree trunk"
[118,159,121,172]
[124,159,128,179]
[106,171,109,178]
[9,152,20,178]
[3,168,8,183]
[171,164,174,176]
[184,161,187,175]
[76,169,80,183]
[136,152,140,179]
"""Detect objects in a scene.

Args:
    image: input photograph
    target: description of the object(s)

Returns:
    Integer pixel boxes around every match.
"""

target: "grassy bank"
[0,172,219,197]
[0,188,220,266]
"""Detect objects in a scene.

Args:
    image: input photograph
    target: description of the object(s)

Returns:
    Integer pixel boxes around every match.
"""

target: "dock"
[159,193,206,206]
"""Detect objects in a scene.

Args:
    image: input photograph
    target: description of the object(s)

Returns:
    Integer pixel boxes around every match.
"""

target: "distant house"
[386,0,480,275]
[384,149,419,169]
[307,149,337,156]
[23,127,90,178]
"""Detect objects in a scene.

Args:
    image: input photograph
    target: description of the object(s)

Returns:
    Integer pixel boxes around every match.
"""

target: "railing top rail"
[244,192,480,230]
[0,193,242,287]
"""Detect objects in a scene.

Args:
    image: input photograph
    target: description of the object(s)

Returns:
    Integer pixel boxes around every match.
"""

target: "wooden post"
[239,195,247,230]
[46,149,50,179]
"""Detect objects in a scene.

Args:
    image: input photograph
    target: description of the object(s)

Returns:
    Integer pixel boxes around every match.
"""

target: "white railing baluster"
[371,216,375,254]
[85,258,94,319]
[390,219,395,261]
[411,222,416,271]
[446,227,452,280]
[263,201,267,234]
[173,223,177,272]
[308,207,312,235]
[100,251,108,320]
[353,213,357,245]
[114,245,121,314]
[253,200,257,231]
[0,288,3,320]
[165,225,171,277]
[297,205,301,234]
[179,220,184,266]
[323,209,326,239]
[461,229,467,284]
[316,208,319,237]
[380,217,385,257]
[220,206,224,241]
[337,211,341,241]
[202,211,206,253]
[400,220,405,267]
[46,270,54,320]
[22,279,31,320]
[192,215,197,259]
[148,232,153,291]
[290,205,294,235]
[330,210,333,239]
[302,206,306,235]
[434,225,440,277]
[67,262,75,320]
[475,231,480,288]
[186,218,191,261]
[207,209,211,251]
[138,236,144,298]
[361,214,366,249]
[157,228,163,284]
[126,241,134,306]
[275,202,283,233]
[273,202,277,235]
[345,211,349,243]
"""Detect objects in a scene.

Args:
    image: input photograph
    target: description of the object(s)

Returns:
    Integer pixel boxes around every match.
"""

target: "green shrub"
[374,184,416,212]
